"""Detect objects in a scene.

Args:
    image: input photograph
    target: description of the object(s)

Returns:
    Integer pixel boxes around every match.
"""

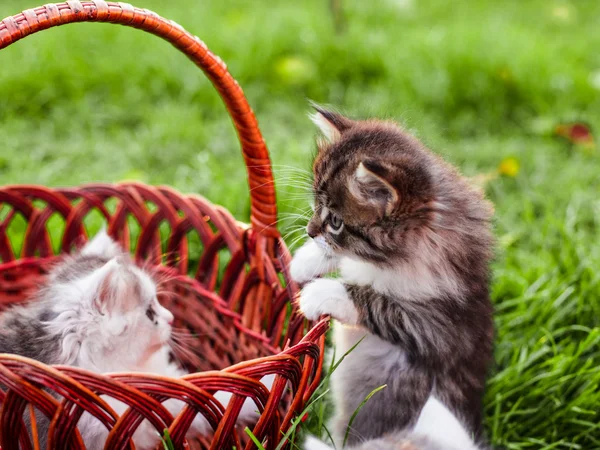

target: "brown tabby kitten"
[290,106,494,446]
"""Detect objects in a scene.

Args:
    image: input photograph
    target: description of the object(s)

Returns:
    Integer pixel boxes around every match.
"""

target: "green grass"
[1,0,600,448]
[161,429,176,450]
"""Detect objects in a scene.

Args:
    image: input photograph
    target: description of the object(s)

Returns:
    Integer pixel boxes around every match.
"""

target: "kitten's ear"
[91,258,138,313]
[309,103,353,143]
[348,160,399,215]
[82,230,123,259]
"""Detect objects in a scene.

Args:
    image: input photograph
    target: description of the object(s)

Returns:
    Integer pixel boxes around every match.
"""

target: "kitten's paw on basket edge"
[298,279,358,324]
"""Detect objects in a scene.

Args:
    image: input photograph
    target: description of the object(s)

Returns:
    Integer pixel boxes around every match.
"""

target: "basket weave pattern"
[0,2,327,449]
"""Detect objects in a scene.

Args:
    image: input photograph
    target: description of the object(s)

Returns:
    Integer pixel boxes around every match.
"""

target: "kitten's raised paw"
[290,240,338,284]
[298,279,358,324]
[290,240,323,284]
[290,258,316,285]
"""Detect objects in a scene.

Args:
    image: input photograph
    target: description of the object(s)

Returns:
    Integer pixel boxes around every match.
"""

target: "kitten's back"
[0,302,60,364]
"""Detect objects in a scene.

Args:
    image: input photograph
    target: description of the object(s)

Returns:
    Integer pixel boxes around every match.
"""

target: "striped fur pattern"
[291,106,494,447]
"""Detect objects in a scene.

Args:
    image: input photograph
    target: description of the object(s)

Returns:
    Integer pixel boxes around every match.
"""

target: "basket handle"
[0,1,279,237]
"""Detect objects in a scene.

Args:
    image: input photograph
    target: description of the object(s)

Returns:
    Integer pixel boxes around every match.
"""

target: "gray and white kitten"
[0,231,261,449]
[304,396,482,450]
[291,107,494,447]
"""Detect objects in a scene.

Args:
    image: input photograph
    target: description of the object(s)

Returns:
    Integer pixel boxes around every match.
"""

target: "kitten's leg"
[414,396,479,450]
[80,398,173,450]
[238,373,276,421]
[299,281,434,446]
[148,362,213,437]
[344,285,485,437]
[81,397,203,450]
[303,435,334,450]
[92,397,162,450]
[161,373,276,436]
[290,239,339,284]
[303,434,446,450]
[160,398,211,437]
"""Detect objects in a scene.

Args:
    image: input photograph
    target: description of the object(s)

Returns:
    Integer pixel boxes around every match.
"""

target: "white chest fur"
[339,255,460,301]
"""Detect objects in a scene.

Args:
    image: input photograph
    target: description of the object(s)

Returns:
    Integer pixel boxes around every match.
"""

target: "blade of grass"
[161,429,175,450]
[245,427,268,450]
[343,384,387,448]
[322,424,336,449]
[275,389,331,450]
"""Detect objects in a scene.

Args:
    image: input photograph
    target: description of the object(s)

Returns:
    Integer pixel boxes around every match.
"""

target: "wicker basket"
[0,2,328,449]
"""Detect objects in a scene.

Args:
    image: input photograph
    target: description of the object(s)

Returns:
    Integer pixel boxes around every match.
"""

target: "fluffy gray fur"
[292,107,494,447]
[305,433,462,450]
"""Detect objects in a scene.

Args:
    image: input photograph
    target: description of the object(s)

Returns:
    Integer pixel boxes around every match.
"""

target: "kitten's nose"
[307,223,319,239]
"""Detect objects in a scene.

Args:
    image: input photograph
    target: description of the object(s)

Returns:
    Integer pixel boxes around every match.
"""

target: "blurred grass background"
[1,0,600,448]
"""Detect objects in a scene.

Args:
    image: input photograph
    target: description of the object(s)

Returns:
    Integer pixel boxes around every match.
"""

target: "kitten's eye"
[328,213,344,234]
[146,306,156,322]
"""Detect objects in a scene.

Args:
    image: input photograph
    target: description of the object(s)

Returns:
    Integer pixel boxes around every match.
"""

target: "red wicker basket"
[0,2,328,449]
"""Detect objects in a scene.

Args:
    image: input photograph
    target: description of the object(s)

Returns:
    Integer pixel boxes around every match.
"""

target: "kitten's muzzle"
[306,222,319,238]
[313,236,334,256]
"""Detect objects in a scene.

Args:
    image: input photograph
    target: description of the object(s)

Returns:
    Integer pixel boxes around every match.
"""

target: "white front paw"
[236,374,275,421]
[298,279,358,324]
[290,240,324,284]
[290,240,337,284]
[163,398,211,437]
